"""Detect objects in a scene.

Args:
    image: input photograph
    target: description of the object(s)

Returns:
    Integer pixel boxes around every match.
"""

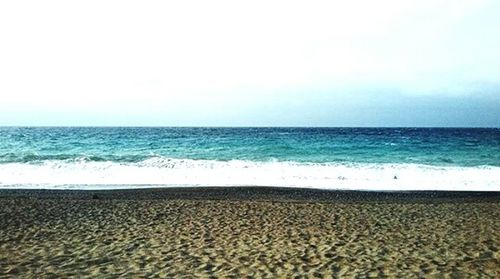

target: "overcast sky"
[0,0,499,126]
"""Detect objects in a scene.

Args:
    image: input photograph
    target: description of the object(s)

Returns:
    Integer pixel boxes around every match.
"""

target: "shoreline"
[1,186,499,202]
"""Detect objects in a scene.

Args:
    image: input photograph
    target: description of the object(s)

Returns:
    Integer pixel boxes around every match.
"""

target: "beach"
[1,187,499,278]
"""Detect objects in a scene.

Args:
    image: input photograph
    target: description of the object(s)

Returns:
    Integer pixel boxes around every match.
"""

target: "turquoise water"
[1,127,499,165]
[0,127,499,190]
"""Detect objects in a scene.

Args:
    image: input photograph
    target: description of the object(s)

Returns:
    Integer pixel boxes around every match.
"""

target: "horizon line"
[0,125,499,129]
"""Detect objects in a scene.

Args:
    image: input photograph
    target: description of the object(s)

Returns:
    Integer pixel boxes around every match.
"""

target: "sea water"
[0,127,498,190]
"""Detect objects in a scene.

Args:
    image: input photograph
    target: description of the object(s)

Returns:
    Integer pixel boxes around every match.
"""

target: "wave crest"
[0,157,499,191]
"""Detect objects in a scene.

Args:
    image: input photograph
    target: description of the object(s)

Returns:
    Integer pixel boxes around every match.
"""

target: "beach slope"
[1,187,499,277]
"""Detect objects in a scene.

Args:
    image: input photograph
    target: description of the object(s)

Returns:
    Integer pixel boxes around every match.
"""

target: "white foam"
[0,157,499,191]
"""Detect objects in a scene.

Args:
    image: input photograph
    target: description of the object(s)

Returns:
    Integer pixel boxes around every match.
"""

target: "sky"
[0,0,499,127]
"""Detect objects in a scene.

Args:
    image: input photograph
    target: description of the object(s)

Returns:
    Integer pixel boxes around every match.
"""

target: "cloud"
[0,0,499,125]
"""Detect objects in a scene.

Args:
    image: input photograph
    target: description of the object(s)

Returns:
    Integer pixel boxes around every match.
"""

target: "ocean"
[0,127,499,191]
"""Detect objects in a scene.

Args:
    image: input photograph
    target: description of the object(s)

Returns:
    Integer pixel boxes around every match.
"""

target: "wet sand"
[1,187,499,278]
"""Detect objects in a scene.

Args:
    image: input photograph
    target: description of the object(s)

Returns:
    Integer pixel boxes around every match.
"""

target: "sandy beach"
[1,187,499,278]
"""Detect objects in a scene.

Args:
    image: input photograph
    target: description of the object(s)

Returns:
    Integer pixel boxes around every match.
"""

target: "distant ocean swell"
[0,156,498,191]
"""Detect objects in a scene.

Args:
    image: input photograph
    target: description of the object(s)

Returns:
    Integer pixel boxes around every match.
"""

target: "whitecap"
[0,158,498,191]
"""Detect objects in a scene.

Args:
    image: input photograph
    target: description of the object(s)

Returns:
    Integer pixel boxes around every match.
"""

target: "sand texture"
[0,188,499,278]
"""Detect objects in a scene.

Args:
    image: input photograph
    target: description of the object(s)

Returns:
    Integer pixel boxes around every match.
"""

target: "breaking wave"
[0,157,498,191]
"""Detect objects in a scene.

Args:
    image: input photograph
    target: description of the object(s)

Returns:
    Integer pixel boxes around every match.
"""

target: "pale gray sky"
[0,0,499,126]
